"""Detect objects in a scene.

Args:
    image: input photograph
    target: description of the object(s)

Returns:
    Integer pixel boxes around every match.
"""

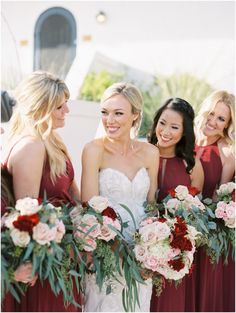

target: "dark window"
[34,7,77,79]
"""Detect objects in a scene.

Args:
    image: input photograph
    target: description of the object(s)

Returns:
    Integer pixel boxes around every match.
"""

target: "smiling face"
[202,101,231,138]
[155,108,184,153]
[101,94,138,139]
[51,96,69,129]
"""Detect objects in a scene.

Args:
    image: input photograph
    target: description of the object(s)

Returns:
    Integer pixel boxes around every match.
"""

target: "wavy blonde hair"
[195,90,235,154]
[101,82,143,138]
[7,71,70,183]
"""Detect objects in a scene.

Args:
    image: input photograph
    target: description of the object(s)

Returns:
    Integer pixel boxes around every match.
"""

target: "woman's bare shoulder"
[11,136,45,158]
[218,138,234,160]
[82,138,105,156]
[138,141,159,157]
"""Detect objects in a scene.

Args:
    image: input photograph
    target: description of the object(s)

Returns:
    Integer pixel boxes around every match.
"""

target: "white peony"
[88,196,109,213]
[10,228,30,247]
[15,197,41,215]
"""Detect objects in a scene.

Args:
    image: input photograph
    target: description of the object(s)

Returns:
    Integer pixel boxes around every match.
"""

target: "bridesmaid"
[194,90,235,312]
[148,97,204,312]
[2,71,81,312]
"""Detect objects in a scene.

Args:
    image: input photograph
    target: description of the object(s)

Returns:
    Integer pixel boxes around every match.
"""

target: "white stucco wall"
[1,1,235,95]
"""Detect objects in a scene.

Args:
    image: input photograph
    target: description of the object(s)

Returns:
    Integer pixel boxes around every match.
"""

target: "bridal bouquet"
[70,196,123,289]
[204,182,235,263]
[1,197,80,306]
[215,182,235,228]
[146,185,217,248]
[70,196,144,311]
[134,215,199,295]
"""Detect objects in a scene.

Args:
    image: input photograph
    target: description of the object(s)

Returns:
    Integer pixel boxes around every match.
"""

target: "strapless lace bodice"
[99,167,150,242]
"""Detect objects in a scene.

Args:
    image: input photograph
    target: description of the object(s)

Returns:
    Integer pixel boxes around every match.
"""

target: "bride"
[81,82,159,312]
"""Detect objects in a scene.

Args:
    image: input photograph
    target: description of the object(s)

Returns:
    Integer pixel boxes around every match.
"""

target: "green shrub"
[156,73,214,114]
[78,70,123,102]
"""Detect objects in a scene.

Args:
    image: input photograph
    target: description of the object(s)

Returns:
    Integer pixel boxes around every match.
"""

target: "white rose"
[69,207,81,222]
[15,197,41,215]
[217,184,230,197]
[139,224,157,245]
[4,212,20,229]
[53,219,66,243]
[217,182,235,196]
[98,225,116,241]
[81,214,98,226]
[155,222,171,240]
[225,218,235,228]
[165,198,180,213]
[32,222,57,245]
[175,185,189,200]
[10,228,30,247]
[226,182,236,194]
[134,245,148,262]
[88,196,109,213]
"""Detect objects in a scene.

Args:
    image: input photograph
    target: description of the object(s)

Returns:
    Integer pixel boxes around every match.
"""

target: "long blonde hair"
[195,90,235,153]
[101,82,143,138]
[7,71,70,183]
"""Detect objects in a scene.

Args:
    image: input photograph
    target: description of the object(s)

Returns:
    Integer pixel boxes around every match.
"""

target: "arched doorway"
[34,7,77,79]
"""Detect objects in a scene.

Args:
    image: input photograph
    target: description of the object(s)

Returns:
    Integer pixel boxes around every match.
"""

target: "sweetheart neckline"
[99,167,148,183]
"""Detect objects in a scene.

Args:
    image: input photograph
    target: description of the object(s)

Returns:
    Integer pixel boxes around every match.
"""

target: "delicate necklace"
[119,141,135,155]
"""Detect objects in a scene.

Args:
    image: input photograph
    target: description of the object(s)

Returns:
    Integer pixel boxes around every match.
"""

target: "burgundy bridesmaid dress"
[150,156,192,312]
[194,141,235,312]
[2,158,81,312]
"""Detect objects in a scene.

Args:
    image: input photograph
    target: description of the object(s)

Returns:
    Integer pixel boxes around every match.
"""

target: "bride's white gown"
[83,167,153,312]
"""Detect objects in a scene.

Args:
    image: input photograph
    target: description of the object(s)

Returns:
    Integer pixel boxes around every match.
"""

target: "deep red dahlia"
[102,207,117,220]
[158,217,167,223]
[168,258,185,271]
[170,235,193,251]
[174,217,188,236]
[13,213,40,234]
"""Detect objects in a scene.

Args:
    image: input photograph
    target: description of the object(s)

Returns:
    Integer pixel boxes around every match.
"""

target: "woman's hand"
[14,262,38,286]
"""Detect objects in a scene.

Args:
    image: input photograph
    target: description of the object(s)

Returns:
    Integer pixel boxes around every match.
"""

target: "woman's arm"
[70,179,81,202]
[8,137,45,200]
[7,137,45,284]
[190,158,204,192]
[81,141,103,202]
[220,147,235,184]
